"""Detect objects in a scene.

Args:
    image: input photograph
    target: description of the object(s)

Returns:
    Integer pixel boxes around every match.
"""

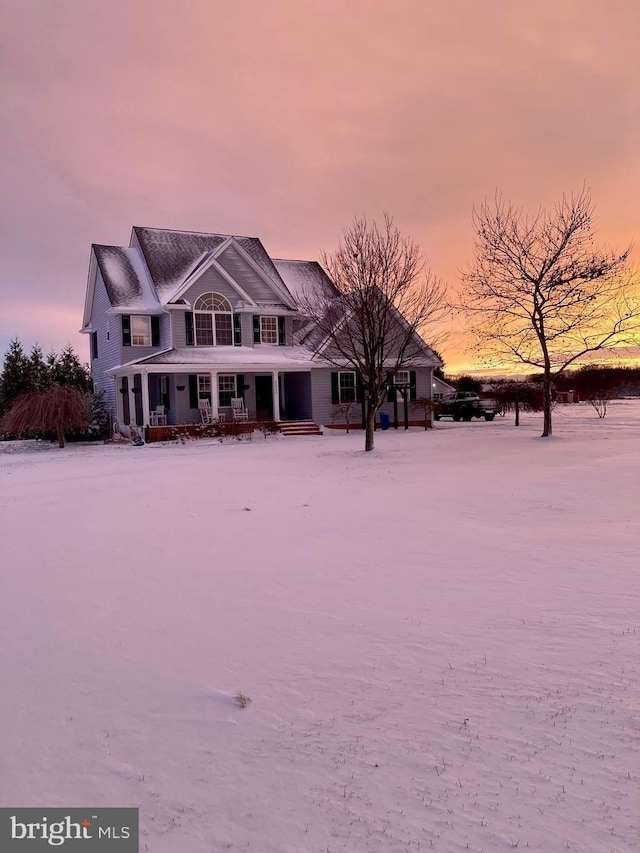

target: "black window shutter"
[185,312,194,346]
[410,370,417,401]
[356,372,364,403]
[278,316,286,345]
[386,371,395,402]
[122,377,130,424]
[331,372,339,404]
[91,331,98,359]
[253,315,261,344]
[133,374,143,425]
[233,314,242,346]
[188,375,198,408]
[151,316,160,347]
[122,315,131,347]
[236,374,245,400]
[162,377,170,409]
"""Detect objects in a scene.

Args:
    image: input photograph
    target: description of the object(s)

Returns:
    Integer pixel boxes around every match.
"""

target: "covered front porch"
[113,368,313,430]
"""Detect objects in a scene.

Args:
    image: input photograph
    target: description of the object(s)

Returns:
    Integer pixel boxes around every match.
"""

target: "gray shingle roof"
[93,245,157,309]
[132,228,228,299]
[272,259,338,305]
[131,227,292,302]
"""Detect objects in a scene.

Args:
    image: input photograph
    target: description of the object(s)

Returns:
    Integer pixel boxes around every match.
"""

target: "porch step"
[279,420,323,436]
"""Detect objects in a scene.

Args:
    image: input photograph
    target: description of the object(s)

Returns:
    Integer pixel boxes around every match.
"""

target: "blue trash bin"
[380,412,390,430]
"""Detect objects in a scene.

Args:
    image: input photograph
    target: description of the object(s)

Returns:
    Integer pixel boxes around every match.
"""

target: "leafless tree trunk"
[331,401,358,434]
[461,190,640,437]
[300,214,447,451]
[410,397,434,430]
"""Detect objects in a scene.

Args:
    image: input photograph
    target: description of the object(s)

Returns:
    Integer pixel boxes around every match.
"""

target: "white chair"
[149,405,167,426]
[231,397,248,422]
[199,402,214,424]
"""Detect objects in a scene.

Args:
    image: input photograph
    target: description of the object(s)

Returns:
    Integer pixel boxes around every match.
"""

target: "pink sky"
[2,0,639,373]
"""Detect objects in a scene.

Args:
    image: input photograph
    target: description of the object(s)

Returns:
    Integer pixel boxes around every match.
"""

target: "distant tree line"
[439,364,640,424]
[0,339,108,446]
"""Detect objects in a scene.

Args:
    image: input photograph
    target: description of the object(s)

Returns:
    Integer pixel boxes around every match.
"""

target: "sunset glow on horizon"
[2,0,639,374]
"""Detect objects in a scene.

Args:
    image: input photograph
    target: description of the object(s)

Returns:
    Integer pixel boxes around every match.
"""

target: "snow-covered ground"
[1,402,638,852]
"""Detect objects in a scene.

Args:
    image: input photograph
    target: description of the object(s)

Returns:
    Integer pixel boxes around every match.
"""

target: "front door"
[255,375,273,420]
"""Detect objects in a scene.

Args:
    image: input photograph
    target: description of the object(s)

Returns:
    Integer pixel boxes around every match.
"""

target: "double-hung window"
[197,375,212,404]
[338,371,356,403]
[218,375,236,407]
[131,316,151,346]
[260,316,278,345]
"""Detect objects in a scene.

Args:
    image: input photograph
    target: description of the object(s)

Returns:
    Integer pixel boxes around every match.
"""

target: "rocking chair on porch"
[149,405,167,426]
[199,402,214,424]
[231,398,248,422]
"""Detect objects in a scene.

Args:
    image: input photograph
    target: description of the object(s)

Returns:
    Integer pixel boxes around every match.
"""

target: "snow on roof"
[132,228,229,299]
[93,245,158,309]
[131,228,293,302]
[116,344,438,372]
[272,259,338,306]
[124,346,318,368]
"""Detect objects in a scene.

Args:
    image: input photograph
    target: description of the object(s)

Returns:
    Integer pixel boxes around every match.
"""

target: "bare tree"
[490,379,542,426]
[331,400,359,434]
[410,397,435,430]
[0,386,91,447]
[572,364,621,418]
[461,190,640,436]
[302,214,447,451]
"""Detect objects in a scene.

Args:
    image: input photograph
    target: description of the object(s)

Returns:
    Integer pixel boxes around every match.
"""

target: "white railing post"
[272,371,280,421]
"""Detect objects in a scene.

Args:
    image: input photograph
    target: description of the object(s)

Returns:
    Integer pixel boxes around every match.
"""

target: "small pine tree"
[0,339,31,414]
[51,344,92,391]
[29,345,53,392]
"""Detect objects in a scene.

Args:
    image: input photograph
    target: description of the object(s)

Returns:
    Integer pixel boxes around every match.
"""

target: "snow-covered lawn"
[1,403,638,852]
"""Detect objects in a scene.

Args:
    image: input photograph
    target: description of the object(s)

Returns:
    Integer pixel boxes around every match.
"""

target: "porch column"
[141,370,151,427]
[210,371,219,419]
[272,371,280,422]
[127,374,136,427]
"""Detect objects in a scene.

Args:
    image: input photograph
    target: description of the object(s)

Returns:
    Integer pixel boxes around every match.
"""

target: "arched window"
[193,293,233,346]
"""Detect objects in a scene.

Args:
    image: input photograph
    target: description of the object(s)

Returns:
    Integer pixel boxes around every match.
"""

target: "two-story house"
[81,227,441,434]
